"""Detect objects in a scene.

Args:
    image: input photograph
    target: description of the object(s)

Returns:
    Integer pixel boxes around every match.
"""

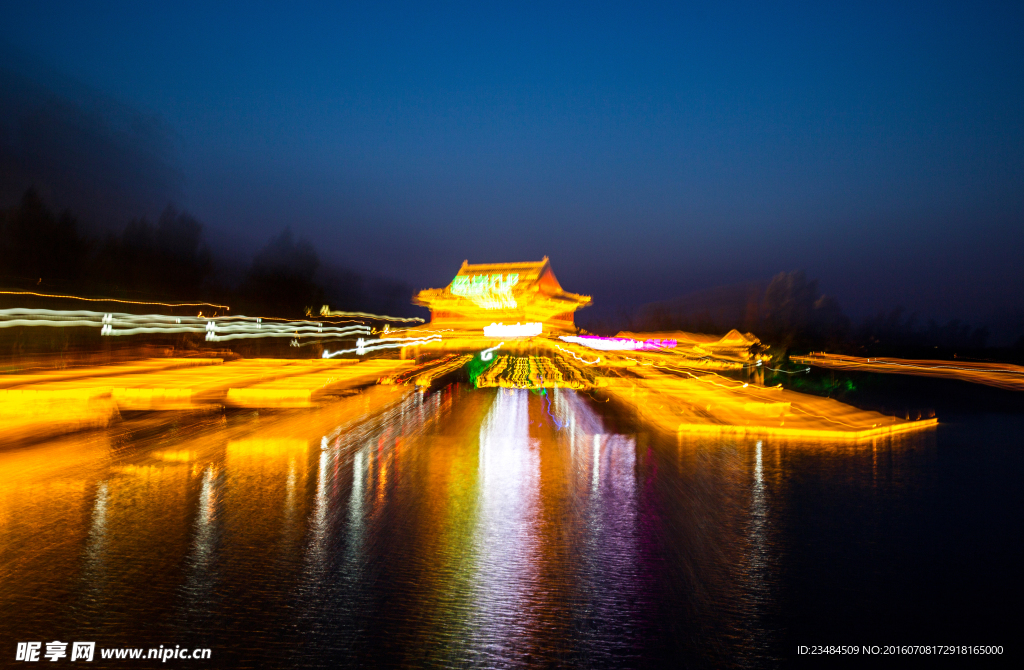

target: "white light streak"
[0,308,371,342]
[322,335,442,358]
[554,344,601,365]
[481,342,504,361]
[483,322,542,338]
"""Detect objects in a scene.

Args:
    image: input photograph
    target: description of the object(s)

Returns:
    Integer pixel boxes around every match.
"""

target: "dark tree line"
[632,270,1006,358]
[0,188,410,319]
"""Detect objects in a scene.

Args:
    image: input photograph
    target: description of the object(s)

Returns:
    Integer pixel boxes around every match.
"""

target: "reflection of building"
[414,258,591,333]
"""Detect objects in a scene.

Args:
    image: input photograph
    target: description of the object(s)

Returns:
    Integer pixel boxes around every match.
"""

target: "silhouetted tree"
[239,229,324,317]
[854,307,989,354]
[0,188,89,289]
[93,205,212,300]
[760,271,849,348]
[0,187,415,337]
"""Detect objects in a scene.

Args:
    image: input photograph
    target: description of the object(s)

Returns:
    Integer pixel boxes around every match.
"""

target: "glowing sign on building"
[450,273,520,309]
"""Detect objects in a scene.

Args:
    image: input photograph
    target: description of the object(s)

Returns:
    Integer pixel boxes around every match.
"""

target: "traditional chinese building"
[413,257,591,333]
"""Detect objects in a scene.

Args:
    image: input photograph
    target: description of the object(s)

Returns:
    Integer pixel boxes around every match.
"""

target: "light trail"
[483,322,542,337]
[793,353,1024,391]
[599,361,936,440]
[319,306,425,322]
[322,335,443,358]
[481,342,504,361]
[0,289,229,310]
[764,365,811,374]
[377,354,474,387]
[553,344,601,365]
[0,308,371,342]
[559,335,676,351]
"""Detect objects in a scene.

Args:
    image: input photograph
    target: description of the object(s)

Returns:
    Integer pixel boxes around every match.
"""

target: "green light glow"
[450,274,519,297]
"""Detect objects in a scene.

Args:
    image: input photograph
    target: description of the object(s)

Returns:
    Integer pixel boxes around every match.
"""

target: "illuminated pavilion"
[413,257,591,333]
[386,258,590,358]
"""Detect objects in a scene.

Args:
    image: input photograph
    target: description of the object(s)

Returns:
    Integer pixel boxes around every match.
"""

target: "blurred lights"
[481,342,504,361]
[559,335,676,351]
[484,322,542,338]
[322,335,442,358]
[793,353,1024,391]
[0,308,371,342]
[450,273,520,309]
[320,306,424,322]
[0,289,229,310]
[0,267,945,445]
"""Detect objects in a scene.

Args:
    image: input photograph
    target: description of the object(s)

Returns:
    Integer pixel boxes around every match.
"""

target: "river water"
[1,384,1021,667]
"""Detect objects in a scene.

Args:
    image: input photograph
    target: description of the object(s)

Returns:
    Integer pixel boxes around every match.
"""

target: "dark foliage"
[238,229,323,319]
[93,206,212,301]
[0,188,414,319]
[854,307,990,355]
[0,188,89,289]
[634,270,851,351]
[632,270,1008,360]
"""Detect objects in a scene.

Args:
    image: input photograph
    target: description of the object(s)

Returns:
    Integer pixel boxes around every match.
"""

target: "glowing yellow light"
[227,359,413,407]
[0,388,116,442]
[473,355,590,389]
[600,365,937,441]
[320,306,425,322]
[792,353,1024,392]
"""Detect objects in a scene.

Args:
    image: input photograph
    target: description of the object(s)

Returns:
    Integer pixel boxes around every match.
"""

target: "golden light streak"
[226,360,414,408]
[0,289,229,310]
[793,353,1024,391]
[601,365,937,441]
[377,354,474,387]
[0,260,952,447]
[320,305,425,322]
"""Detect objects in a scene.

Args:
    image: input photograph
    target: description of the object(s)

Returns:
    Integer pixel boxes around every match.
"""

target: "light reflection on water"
[469,389,542,663]
[0,387,1019,668]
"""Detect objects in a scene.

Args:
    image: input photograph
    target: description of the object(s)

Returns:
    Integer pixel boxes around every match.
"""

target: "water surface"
[1,385,1021,667]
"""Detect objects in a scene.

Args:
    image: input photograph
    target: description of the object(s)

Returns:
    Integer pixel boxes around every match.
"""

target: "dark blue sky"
[2,1,1022,326]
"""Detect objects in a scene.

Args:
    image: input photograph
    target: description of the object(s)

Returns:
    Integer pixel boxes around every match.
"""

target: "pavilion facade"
[413,257,591,333]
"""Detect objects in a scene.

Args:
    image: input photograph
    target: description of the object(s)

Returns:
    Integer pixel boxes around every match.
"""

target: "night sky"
[1,1,1022,329]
